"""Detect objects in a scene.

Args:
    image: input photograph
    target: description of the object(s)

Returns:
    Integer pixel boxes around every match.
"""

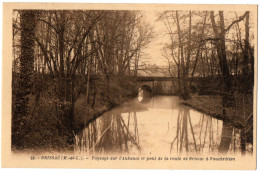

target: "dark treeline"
[12,10,153,150]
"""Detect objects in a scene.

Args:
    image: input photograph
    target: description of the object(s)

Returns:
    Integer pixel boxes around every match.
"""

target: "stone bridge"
[136,76,201,95]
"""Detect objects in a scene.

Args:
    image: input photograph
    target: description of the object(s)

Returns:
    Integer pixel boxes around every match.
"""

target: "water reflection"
[75,100,145,155]
[218,121,233,153]
[138,86,152,103]
[75,96,253,156]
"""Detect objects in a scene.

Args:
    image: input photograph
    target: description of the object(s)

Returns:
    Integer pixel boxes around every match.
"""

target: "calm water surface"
[75,96,253,156]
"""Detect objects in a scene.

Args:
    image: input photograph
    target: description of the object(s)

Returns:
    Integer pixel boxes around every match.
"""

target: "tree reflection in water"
[170,105,252,155]
[75,96,252,156]
[218,121,233,153]
[75,109,141,155]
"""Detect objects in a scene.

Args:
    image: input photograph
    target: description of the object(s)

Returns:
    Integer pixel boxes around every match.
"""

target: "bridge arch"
[140,85,152,93]
[138,84,152,102]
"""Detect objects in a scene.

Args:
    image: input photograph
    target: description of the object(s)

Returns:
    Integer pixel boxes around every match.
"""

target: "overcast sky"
[143,10,169,67]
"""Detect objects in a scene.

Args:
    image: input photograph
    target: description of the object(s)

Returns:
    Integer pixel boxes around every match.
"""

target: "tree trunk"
[210,11,233,108]
[190,13,207,87]
[176,11,189,99]
[242,12,251,92]
[12,10,37,149]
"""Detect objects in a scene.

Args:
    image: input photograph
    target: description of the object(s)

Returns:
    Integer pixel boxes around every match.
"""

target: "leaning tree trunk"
[12,10,37,149]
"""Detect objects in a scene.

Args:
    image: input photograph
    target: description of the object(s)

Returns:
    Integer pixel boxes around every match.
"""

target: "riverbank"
[12,75,138,152]
[181,94,253,131]
[73,94,135,132]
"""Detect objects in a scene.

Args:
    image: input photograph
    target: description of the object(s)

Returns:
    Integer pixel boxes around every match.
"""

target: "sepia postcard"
[1,2,257,169]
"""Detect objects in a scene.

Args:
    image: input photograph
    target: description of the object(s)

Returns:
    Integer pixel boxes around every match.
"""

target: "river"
[75,96,253,156]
